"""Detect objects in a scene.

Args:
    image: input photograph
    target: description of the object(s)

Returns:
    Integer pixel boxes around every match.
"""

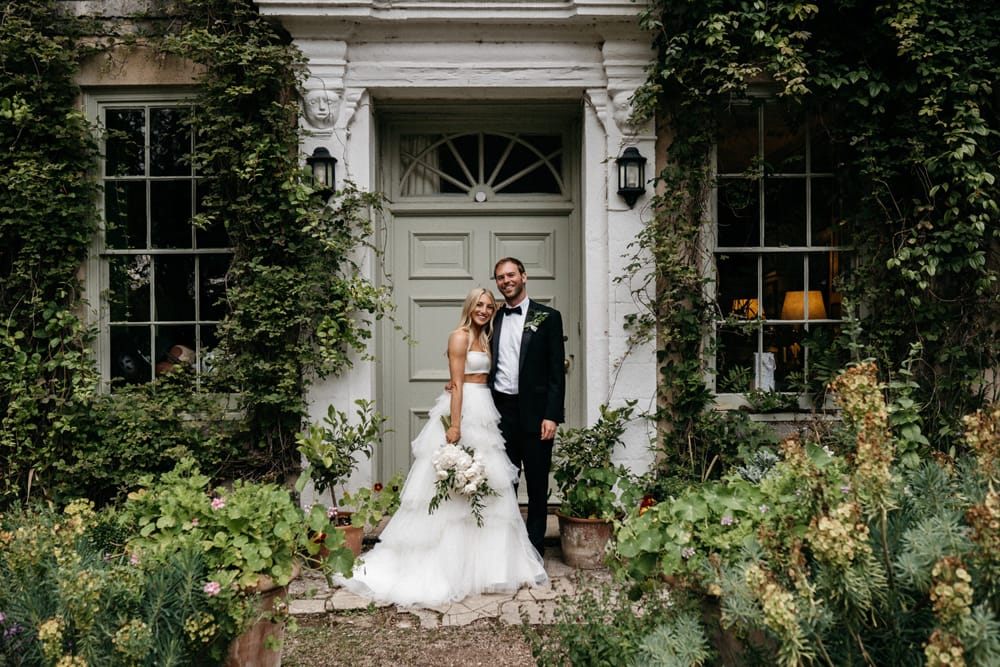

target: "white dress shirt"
[493,298,529,394]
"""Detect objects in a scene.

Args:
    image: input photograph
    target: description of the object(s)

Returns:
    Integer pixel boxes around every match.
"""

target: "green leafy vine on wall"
[155,0,393,475]
[0,0,392,506]
[1,1,103,503]
[627,0,1000,475]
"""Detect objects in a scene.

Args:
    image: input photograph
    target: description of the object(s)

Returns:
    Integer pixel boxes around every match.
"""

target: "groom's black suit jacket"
[489,300,566,433]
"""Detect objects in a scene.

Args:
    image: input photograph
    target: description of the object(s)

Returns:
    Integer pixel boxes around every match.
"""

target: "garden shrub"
[0,500,245,665]
[612,364,1000,666]
[524,578,710,667]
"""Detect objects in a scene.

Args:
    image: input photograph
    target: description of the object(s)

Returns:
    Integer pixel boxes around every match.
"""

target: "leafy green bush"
[552,402,635,519]
[612,364,1000,666]
[294,399,389,506]
[0,500,240,664]
[122,458,355,590]
[524,578,709,667]
[340,470,406,531]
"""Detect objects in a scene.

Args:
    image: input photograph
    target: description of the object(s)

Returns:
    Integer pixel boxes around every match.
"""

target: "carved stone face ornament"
[303,88,340,128]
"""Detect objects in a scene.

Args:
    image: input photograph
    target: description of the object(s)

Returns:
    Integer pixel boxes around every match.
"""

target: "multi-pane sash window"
[713,101,845,396]
[100,103,230,384]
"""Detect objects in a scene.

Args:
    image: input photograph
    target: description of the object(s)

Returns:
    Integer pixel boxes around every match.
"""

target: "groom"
[490,257,565,556]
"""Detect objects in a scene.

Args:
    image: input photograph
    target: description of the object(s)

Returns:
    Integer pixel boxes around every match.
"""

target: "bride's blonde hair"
[454,287,496,354]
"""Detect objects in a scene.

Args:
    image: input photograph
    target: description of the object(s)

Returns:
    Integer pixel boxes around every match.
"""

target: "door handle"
[564,355,573,374]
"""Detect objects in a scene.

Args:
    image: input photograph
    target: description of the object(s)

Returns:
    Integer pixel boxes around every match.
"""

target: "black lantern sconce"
[306,146,337,198]
[616,146,647,208]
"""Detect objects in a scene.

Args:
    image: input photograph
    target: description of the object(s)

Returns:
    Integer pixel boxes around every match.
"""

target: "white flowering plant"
[428,416,497,527]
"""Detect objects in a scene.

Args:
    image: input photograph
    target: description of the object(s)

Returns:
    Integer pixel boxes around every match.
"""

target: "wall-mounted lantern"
[306,146,337,197]
[616,146,647,208]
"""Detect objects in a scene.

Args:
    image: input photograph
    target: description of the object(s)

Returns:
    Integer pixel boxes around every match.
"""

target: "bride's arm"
[445,329,468,444]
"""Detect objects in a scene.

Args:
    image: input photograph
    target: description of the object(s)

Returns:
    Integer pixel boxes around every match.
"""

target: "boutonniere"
[524,311,549,332]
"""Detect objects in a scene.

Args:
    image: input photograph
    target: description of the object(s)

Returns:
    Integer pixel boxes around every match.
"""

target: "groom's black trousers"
[492,390,553,557]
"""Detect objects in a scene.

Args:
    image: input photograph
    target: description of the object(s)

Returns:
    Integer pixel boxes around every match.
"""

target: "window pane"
[811,119,833,173]
[194,182,229,249]
[151,181,194,249]
[811,177,839,246]
[104,181,147,249]
[716,254,758,317]
[492,135,562,194]
[765,325,803,390]
[109,255,151,322]
[111,325,152,384]
[199,254,230,321]
[764,177,806,246]
[802,324,843,385]
[717,325,757,392]
[199,324,220,354]
[154,255,195,321]
[105,109,145,177]
[150,107,190,176]
[717,106,758,174]
[808,252,833,313]
[763,254,804,319]
[154,324,196,377]
[717,177,759,247]
[763,107,806,173]
[438,134,476,193]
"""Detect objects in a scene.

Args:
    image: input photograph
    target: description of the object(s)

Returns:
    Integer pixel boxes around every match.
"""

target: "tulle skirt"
[336,384,548,607]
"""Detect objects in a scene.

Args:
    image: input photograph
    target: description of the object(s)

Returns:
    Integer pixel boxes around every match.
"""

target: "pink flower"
[203,581,221,596]
[211,497,226,510]
[130,553,140,566]
[190,518,200,526]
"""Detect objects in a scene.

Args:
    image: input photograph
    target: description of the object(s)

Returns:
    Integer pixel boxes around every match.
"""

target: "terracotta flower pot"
[556,511,613,569]
[225,563,299,667]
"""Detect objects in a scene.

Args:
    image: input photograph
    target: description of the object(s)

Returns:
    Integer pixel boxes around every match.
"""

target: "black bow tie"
[503,306,522,316]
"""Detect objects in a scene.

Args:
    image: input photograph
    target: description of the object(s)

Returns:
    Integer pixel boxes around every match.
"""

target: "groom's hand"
[541,419,557,441]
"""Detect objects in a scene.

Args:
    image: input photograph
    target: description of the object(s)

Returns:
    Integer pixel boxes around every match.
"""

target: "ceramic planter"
[555,511,613,569]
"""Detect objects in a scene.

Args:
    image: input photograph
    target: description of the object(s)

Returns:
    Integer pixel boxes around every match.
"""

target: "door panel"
[383,213,571,475]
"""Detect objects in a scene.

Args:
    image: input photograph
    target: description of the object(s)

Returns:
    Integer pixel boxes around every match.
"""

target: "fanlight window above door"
[399,132,565,198]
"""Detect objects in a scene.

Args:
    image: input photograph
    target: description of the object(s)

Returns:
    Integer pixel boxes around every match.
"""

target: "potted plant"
[552,401,636,568]
[122,457,355,666]
[294,399,389,555]
[339,470,405,539]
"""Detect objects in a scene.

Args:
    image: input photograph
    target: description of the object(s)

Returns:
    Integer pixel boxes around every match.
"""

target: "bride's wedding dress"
[337,351,548,607]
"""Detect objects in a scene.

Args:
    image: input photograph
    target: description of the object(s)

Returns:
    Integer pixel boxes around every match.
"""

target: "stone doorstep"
[286,547,612,627]
[287,509,613,626]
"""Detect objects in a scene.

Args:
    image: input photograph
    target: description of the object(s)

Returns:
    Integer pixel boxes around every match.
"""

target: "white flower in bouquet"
[428,416,498,527]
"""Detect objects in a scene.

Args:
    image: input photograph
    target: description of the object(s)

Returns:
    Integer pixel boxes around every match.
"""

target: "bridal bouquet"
[428,416,497,527]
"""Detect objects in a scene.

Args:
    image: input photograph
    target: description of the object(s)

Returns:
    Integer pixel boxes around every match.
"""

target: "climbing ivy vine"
[156,0,393,475]
[630,0,1000,469]
[0,0,392,506]
[1,1,102,503]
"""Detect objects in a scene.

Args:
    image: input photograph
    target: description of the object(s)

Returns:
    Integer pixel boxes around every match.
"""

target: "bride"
[337,287,548,607]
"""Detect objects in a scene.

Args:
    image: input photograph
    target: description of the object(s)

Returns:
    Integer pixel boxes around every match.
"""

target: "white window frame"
[706,98,845,411]
[84,89,230,388]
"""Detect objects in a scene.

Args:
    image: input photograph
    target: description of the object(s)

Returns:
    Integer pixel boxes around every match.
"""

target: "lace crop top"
[465,350,490,375]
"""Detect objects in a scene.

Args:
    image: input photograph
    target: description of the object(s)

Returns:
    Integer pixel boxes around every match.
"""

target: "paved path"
[287,548,610,628]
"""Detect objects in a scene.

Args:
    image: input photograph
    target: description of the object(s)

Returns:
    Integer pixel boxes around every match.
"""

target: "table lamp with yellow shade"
[780,290,827,321]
